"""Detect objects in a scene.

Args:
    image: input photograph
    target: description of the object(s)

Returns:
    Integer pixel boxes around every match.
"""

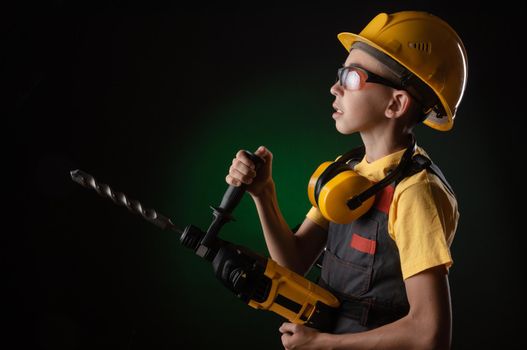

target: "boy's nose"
[330,81,343,97]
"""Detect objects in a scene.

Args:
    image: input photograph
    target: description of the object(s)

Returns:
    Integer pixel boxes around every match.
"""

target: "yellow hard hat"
[338,11,468,131]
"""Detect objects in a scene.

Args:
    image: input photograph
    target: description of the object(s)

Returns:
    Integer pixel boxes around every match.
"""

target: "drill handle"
[197,150,264,257]
[219,150,264,213]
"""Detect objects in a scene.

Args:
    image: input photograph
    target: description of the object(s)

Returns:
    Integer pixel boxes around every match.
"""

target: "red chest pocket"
[350,233,376,255]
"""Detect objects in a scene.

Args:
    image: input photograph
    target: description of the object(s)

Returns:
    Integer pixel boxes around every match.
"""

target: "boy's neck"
[360,129,412,164]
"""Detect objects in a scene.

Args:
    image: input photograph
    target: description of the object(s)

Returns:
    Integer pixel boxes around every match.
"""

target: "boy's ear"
[385,90,412,119]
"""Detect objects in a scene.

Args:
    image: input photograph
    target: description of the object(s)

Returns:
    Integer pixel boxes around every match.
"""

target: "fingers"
[226,150,257,187]
[235,150,257,170]
[226,168,253,186]
[281,333,292,350]
[230,158,256,183]
[255,145,266,158]
[225,174,241,187]
[255,145,273,162]
[226,146,272,188]
[231,156,256,176]
[279,322,297,334]
[280,323,296,350]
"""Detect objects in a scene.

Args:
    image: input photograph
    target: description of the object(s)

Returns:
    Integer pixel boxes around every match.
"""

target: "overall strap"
[396,155,456,197]
[428,163,456,197]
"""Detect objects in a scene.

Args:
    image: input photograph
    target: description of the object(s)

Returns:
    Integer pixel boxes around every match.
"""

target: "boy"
[226,11,467,349]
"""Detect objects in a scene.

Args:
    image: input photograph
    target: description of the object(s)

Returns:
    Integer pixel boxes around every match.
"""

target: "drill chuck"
[179,225,206,251]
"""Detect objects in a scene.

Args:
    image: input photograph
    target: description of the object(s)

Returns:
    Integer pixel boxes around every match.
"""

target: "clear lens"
[345,69,361,90]
[338,67,364,91]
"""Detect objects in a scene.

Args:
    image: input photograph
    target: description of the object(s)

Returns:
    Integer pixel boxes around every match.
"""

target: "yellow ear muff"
[318,170,375,224]
[308,161,333,208]
[308,161,375,225]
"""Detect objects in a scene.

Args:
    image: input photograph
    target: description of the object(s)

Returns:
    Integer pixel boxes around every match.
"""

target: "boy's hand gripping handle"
[196,150,264,258]
[219,150,264,212]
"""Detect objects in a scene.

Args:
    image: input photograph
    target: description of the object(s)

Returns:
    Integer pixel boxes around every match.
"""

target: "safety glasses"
[337,65,402,91]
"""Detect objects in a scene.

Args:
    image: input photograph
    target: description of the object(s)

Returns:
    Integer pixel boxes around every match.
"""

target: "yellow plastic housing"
[248,259,340,325]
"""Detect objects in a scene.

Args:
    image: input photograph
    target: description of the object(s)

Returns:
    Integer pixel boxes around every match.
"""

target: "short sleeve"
[391,178,459,280]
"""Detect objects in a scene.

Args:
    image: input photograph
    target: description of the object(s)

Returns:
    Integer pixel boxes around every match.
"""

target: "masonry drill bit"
[70,169,183,236]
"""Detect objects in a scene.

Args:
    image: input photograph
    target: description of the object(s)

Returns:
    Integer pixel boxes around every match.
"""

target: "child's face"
[330,48,395,135]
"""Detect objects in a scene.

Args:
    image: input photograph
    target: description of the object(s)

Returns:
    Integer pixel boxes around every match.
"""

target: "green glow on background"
[163,71,361,252]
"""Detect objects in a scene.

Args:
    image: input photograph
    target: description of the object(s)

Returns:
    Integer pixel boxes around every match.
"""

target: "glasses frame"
[337,64,403,91]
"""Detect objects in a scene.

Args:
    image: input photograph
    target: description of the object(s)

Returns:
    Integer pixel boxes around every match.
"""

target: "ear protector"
[308,136,426,224]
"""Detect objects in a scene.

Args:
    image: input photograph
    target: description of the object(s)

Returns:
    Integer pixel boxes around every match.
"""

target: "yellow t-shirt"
[306,146,458,280]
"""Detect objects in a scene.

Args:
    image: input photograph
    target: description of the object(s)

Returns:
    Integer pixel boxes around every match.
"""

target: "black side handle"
[198,150,265,257]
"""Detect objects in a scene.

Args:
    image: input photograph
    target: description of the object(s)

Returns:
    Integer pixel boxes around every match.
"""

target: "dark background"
[5,1,527,349]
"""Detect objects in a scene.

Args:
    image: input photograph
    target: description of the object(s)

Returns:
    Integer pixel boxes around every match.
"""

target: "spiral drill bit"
[70,169,183,235]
